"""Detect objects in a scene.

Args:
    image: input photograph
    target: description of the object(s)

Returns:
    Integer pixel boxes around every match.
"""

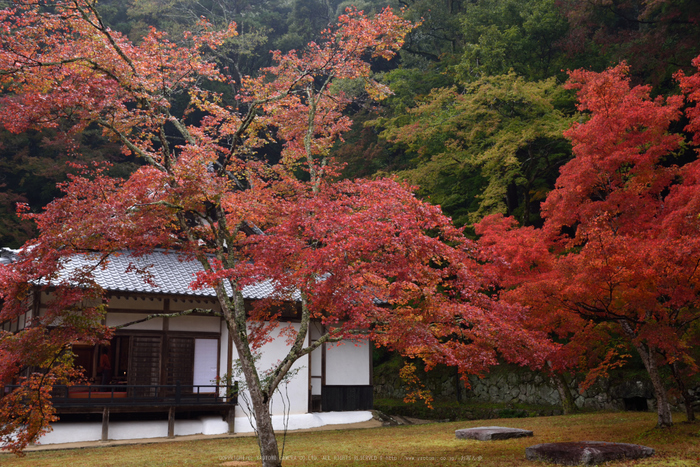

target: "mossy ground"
[1,412,698,466]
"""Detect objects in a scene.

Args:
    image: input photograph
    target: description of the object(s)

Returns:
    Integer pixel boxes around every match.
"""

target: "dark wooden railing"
[2,382,238,408]
[4,382,239,440]
[53,382,237,407]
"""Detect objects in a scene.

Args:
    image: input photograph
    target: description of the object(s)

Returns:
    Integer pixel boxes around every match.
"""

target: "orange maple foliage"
[477,60,700,427]
[0,1,550,463]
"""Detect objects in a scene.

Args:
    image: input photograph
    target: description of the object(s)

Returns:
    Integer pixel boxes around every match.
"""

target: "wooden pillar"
[101,407,109,442]
[160,299,170,394]
[168,406,175,438]
[227,407,235,434]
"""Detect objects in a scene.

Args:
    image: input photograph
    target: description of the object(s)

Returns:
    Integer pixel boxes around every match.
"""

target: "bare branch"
[113,308,222,330]
[96,119,166,171]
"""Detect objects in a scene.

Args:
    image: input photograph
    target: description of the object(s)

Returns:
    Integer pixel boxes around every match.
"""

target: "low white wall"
[224,411,374,434]
[36,418,211,444]
[34,411,373,445]
[37,422,102,444]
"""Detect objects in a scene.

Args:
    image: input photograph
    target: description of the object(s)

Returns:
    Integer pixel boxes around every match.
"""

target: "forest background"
[4,0,700,244]
[2,0,700,410]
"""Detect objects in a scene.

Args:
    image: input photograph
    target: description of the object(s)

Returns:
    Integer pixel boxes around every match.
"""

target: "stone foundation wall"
[373,363,678,411]
[463,371,649,411]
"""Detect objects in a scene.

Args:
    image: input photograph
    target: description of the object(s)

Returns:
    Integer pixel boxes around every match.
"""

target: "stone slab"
[455,426,534,441]
[525,441,655,465]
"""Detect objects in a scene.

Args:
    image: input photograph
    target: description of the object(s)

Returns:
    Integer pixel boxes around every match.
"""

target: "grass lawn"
[1,412,699,466]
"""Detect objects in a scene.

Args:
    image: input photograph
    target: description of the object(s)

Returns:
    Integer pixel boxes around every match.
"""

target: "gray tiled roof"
[53,250,285,300]
[0,248,18,266]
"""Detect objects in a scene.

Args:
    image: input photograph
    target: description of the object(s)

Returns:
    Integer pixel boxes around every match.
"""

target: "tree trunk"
[551,372,576,414]
[222,289,282,467]
[249,385,282,467]
[642,346,673,427]
[455,366,462,403]
[620,321,672,427]
[232,337,282,467]
[671,362,695,422]
[546,361,576,414]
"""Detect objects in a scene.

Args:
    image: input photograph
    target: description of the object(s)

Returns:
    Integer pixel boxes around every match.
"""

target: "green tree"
[400,0,466,62]
[380,73,574,226]
[280,0,332,50]
[122,0,280,80]
[458,0,569,82]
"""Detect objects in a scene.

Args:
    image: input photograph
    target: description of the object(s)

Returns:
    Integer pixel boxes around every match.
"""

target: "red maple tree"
[478,60,700,427]
[0,1,551,463]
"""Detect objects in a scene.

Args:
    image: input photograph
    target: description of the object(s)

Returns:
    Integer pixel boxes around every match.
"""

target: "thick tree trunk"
[620,321,672,427]
[248,385,282,467]
[222,289,282,467]
[642,347,673,427]
[551,372,576,414]
[231,337,282,467]
[671,362,696,422]
[546,361,576,414]
[455,367,462,403]
[216,286,321,467]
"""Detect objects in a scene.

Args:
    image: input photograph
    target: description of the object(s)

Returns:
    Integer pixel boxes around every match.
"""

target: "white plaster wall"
[105,312,163,330]
[36,418,229,444]
[38,291,103,323]
[193,338,219,388]
[168,315,220,332]
[219,321,230,397]
[37,422,102,444]
[109,420,169,439]
[309,321,324,396]
[169,298,220,312]
[231,411,373,433]
[230,322,309,416]
[201,416,229,435]
[108,296,164,310]
[34,411,372,445]
[310,347,322,396]
[325,340,370,386]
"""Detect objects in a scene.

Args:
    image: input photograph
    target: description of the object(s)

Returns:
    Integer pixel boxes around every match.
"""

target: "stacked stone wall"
[373,362,680,412]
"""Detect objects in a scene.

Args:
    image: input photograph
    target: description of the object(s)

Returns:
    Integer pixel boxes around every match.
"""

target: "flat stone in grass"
[455,426,534,441]
[525,441,655,465]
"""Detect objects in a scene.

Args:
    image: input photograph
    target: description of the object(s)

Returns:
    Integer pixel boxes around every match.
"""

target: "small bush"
[373,398,562,421]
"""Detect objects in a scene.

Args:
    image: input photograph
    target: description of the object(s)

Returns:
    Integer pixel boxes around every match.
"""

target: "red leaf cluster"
[477,58,700,425]
[0,2,549,457]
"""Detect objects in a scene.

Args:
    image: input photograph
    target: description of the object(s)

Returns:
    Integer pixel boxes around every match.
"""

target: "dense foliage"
[0,2,556,464]
[3,0,700,240]
[2,0,700,445]
[477,61,700,427]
